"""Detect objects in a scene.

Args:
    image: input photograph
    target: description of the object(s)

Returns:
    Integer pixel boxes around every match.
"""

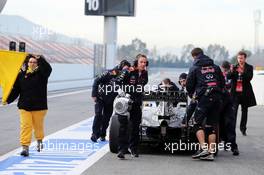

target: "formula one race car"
[140,91,196,143]
[109,90,199,153]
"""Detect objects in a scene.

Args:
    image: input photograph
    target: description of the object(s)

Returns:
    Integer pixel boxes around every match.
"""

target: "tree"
[205,44,229,64]
[180,44,195,64]
[118,38,149,62]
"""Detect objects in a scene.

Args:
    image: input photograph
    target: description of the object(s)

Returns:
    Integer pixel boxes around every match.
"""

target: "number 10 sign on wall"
[85,0,135,16]
[85,0,102,15]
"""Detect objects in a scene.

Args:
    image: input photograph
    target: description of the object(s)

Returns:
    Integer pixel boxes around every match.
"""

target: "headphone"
[133,54,149,67]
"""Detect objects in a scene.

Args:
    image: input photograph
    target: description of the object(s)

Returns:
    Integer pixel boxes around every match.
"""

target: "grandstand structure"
[0,34,94,64]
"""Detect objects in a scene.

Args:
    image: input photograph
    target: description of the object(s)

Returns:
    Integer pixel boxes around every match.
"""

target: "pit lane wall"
[0,63,94,100]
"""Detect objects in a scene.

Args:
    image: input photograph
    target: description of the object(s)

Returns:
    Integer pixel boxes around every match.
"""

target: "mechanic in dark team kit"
[116,54,149,159]
[219,61,239,156]
[91,60,131,142]
[186,48,225,161]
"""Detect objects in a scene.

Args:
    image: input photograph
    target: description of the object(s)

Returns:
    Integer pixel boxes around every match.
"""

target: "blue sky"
[2,0,264,54]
